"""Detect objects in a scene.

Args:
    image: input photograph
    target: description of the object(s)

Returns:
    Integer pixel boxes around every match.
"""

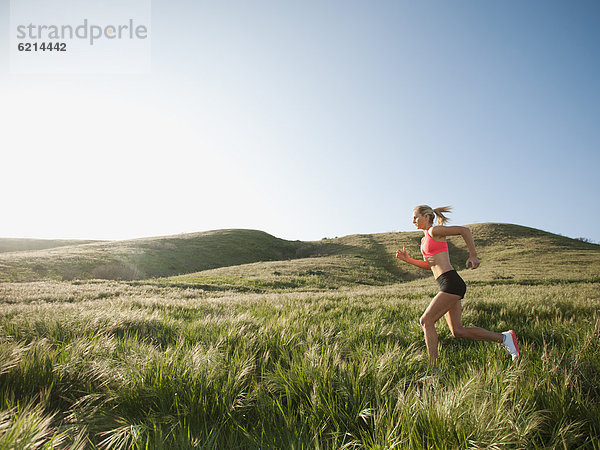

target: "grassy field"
[0,225,599,448]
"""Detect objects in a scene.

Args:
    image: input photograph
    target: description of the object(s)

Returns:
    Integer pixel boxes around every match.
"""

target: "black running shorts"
[436,270,467,298]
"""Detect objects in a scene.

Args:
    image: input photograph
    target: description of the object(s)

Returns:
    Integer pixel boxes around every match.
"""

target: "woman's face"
[412,210,430,230]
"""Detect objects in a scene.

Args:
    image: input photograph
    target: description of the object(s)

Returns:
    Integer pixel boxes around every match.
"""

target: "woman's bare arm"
[396,247,431,270]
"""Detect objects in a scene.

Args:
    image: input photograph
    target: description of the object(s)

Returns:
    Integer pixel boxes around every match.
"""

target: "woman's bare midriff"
[426,251,454,279]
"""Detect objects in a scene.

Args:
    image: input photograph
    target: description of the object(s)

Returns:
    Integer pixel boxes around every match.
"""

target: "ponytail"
[415,205,452,226]
[433,206,452,226]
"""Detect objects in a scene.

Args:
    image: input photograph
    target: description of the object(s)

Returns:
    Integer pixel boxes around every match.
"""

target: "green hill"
[1,223,598,287]
[0,238,100,253]
[0,229,317,282]
[163,223,600,291]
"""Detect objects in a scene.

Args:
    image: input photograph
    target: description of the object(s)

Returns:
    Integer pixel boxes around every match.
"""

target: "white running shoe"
[502,330,520,361]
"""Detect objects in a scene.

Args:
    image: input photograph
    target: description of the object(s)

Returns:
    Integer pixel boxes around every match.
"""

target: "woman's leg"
[444,301,503,343]
[420,291,462,366]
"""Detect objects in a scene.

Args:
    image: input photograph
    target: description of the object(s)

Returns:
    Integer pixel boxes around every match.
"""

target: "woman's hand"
[396,247,409,262]
[466,256,480,269]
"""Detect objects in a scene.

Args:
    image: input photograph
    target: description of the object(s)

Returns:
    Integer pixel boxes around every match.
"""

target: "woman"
[396,205,519,366]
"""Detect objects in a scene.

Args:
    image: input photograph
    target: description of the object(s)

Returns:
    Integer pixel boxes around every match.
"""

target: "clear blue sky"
[1,0,599,242]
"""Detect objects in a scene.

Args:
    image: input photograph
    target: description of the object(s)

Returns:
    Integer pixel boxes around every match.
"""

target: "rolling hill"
[0,238,101,253]
[162,223,600,291]
[0,229,315,282]
[0,224,598,286]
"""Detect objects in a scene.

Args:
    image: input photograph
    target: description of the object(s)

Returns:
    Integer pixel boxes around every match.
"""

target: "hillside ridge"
[0,224,598,284]
[0,238,103,254]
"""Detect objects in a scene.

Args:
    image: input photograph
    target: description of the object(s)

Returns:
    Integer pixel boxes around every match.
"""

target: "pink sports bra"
[421,230,449,258]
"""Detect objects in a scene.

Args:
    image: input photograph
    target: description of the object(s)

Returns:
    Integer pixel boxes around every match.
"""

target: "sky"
[1,0,599,243]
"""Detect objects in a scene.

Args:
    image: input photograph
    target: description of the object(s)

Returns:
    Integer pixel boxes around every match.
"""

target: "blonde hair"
[414,205,452,226]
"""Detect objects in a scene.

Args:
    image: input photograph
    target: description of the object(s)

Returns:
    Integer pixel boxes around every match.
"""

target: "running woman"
[396,205,519,366]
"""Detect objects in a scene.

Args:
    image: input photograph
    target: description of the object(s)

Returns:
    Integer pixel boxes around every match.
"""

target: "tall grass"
[0,279,599,448]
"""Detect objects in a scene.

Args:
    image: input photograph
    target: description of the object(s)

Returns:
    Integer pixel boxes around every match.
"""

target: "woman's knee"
[450,326,466,338]
[420,314,434,330]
